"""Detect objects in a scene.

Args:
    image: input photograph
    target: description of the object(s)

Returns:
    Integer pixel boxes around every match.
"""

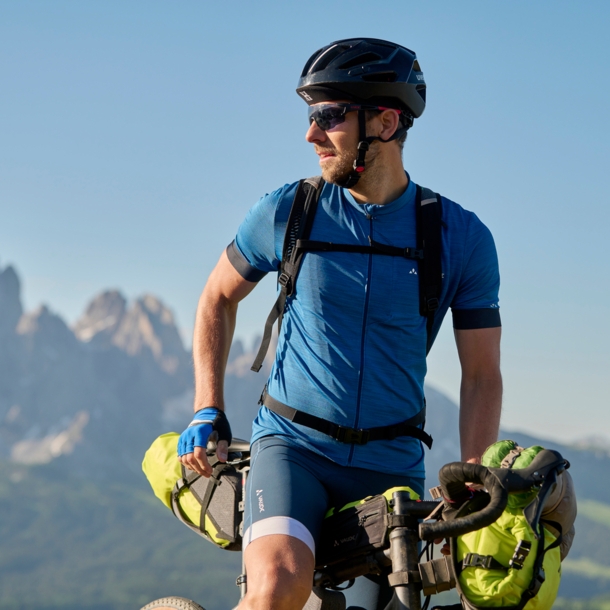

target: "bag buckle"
[509,540,532,570]
[336,426,370,445]
[463,553,494,569]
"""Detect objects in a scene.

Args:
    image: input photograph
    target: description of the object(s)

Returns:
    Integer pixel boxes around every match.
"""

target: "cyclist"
[178,38,502,610]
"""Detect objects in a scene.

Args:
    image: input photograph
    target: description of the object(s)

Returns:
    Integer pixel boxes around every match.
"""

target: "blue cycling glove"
[177,407,233,457]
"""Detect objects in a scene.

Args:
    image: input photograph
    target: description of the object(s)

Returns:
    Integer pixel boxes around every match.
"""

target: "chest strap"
[260,389,433,449]
[294,237,424,259]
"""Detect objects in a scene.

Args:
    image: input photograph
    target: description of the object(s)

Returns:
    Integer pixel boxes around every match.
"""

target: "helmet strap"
[336,109,410,189]
[337,109,370,188]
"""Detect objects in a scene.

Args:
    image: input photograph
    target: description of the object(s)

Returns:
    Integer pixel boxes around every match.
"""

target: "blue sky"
[1,1,609,443]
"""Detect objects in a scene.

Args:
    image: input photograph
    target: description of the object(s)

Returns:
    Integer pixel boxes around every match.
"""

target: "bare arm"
[192,250,257,411]
[455,326,503,463]
[180,250,257,475]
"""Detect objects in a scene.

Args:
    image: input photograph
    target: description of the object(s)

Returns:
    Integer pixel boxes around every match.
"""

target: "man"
[178,38,502,610]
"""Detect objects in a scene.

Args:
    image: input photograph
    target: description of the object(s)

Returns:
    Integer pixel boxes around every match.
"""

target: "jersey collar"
[343,172,416,217]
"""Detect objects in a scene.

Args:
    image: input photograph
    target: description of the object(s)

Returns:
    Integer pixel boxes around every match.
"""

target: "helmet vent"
[416,84,426,102]
[338,52,382,70]
[362,71,398,83]
[307,45,350,74]
[413,60,421,71]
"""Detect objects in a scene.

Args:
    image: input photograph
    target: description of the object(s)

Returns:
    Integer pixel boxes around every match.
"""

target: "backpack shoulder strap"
[416,186,443,355]
[251,176,325,372]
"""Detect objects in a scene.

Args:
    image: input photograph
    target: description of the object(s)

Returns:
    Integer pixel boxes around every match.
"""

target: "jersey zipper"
[349,213,374,464]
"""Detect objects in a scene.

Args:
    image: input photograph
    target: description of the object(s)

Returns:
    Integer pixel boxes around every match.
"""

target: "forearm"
[459,372,502,463]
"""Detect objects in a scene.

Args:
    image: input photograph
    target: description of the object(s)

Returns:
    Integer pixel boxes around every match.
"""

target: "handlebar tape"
[419,450,567,541]
[419,463,507,540]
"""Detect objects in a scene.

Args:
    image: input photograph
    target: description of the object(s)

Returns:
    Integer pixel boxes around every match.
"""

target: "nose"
[306,119,327,144]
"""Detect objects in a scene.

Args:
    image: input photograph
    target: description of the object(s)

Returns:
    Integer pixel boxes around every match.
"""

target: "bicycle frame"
[302,491,445,610]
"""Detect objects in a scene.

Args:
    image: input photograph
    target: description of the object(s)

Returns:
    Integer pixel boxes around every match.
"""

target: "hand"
[177,407,232,478]
[434,538,450,556]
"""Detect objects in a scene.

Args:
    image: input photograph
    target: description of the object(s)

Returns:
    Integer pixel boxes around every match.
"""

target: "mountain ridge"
[1,261,609,607]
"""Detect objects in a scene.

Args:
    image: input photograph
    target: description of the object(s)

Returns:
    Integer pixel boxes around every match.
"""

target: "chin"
[321,164,352,186]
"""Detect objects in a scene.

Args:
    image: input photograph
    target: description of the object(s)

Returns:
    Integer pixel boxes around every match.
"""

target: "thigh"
[323,463,425,512]
[243,436,330,556]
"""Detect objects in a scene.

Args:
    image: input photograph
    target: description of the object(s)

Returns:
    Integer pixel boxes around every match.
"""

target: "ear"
[377,109,401,141]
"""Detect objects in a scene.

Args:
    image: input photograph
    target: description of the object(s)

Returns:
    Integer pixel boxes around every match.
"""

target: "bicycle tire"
[139,597,206,610]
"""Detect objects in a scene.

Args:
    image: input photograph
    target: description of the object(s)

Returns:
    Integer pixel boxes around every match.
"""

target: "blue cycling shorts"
[243,435,425,556]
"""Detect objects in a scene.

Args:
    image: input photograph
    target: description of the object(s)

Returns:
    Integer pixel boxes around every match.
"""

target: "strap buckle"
[235,574,247,587]
[426,297,440,312]
[278,272,293,294]
[509,540,532,570]
[463,553,494,569]
[336,426,370,445]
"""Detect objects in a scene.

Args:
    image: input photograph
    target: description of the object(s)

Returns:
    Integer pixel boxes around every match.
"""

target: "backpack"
[451,440,570,610]
[250,177,442,450]
[142,432,247,551]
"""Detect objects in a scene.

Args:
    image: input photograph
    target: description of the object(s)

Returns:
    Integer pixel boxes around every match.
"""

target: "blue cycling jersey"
[228,176,500,478]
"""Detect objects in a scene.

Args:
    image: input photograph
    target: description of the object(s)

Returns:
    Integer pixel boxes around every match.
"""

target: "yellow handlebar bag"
[453,440,574,610]
[142,432,244,551]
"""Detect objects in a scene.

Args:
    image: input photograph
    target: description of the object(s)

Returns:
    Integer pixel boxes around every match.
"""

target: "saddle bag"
[316,486,420,568]
[142,432,246,551]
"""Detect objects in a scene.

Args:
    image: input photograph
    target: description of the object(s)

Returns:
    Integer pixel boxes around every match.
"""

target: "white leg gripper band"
[243,516,315,556]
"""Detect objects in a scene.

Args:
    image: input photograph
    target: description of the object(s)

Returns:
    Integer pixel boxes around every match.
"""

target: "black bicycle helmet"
[297,38,426,119]
[297,38,426,187]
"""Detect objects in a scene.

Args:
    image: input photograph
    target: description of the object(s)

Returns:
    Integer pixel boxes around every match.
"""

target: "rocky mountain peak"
[16,305,77,350]
[73,290,190,376]
[112,294,189,375]
[0,264,23,336]
[73,290,127,344]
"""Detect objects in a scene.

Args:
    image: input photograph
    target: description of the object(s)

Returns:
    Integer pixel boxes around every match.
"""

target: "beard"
[315,145,354,185]
[315,142,379,187]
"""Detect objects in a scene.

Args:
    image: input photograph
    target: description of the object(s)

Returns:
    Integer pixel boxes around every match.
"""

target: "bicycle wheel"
[139,597,206,610]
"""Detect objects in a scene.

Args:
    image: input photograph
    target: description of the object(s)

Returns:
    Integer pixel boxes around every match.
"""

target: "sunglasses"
[308,103,401,131]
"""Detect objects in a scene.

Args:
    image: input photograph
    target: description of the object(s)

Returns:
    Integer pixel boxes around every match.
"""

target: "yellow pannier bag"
[142,432,244,551]
[454,441,572,610]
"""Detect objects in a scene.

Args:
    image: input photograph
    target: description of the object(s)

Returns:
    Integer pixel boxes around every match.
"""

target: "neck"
[348,151,408,205]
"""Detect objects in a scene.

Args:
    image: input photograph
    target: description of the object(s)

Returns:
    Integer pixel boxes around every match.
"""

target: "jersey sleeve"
[226,187,288,282]
[451,214,501,330]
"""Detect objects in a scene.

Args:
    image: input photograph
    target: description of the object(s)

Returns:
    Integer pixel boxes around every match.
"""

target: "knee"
[241,533,315,610]
[243,565,312,610]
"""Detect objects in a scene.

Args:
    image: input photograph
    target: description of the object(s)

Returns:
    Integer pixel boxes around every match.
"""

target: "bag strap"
[169,463,226,539]
[251,176,325,372]
[417,186,443,355]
